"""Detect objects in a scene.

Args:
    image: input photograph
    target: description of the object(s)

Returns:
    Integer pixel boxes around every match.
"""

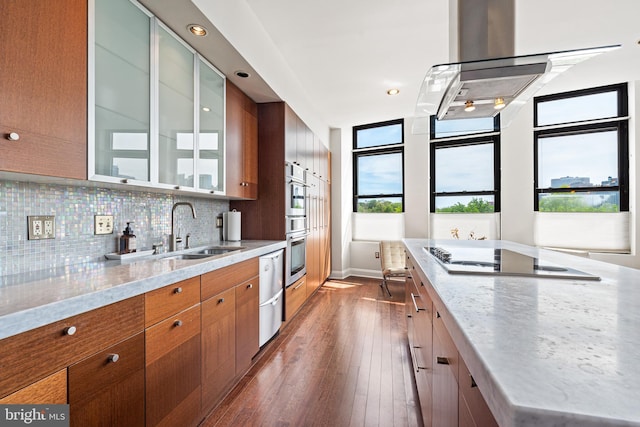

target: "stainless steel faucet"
[170,202,197,252]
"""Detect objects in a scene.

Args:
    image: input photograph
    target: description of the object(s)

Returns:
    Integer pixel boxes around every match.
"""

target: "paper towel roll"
[224,210,241,241]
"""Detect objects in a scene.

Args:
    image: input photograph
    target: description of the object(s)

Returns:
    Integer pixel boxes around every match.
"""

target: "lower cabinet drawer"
[69,333,145,427]
[285,276,307,320]
[433,305,459,384]
[0,369,67,404]
[0,295,145,398]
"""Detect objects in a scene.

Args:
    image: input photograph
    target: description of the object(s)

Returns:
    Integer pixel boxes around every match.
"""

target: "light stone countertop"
[0,240,286,341]
[403,238,640,427]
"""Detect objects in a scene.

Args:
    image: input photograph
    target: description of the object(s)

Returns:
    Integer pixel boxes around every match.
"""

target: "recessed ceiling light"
[202,106,211,112]
[234,70,250,78]
[387,88,400,96]
[464,100,476,112]
[494,97,506,110]
[187,24,208,37]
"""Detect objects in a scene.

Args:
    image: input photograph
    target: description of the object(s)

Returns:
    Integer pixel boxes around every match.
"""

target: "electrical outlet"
[95,215,114,235]
[28,216,55,240]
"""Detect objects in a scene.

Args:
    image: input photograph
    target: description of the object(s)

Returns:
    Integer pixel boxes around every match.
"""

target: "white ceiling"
[141,0,640,132]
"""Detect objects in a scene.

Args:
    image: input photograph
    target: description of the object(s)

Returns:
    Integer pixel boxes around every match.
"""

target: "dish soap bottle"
[119,222,137,254]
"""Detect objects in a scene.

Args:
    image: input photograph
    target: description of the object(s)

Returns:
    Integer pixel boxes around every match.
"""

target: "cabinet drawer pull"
[174,287,183,294]
[470,374,477,388]
[218,298,225,304]
[246,283,253,289]
[64,326,77,336]
[173,320,183,327]
[436,356,449,365]
[108,354,120,363]
[7,132,20,141]
[294,281,305,290]
[436,311,441,318]
[410,293,426,313]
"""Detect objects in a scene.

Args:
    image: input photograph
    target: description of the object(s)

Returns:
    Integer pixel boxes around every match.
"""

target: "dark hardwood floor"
[200,276,422,427]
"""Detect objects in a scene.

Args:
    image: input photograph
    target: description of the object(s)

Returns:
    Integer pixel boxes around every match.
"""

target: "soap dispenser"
[119,222,137,254]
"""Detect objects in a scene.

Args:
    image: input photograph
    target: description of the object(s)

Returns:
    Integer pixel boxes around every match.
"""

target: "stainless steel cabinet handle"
[294,281,305,290]
[174,320,183,327]
[410,293,426,313]
[108,354,120,363]
[174,287,183,294]
[64,326,77,336]
[7,132,20,141]
[436,356,449,365]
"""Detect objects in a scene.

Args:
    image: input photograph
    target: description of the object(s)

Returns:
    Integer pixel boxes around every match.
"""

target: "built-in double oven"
[285,162,307,286]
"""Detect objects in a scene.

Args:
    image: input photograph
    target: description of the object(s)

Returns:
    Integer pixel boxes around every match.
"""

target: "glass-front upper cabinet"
[198,59,225,193]
[158,25,195,189]
[92,0,152,182]
[90,0,226,194]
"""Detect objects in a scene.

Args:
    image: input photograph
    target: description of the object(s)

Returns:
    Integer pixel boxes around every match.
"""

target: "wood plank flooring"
[200,276,422,427]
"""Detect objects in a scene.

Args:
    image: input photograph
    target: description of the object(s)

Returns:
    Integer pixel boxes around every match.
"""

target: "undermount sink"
[162,253,214,261]
[195,246,245,255]
[161,246,245,261]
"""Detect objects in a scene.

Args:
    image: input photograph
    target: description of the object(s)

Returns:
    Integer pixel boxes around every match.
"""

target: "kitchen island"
[404,238,640,427]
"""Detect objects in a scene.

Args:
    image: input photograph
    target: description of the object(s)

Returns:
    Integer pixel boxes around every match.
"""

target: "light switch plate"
[95,215,114,235]
[28,215,55,240]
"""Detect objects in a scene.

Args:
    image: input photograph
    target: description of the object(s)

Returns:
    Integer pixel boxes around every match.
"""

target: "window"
[353,119,404,213]
[534,84,629,212]
[430,116,501,213]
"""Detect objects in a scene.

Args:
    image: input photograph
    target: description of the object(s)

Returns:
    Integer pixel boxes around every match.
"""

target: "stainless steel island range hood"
[414,0,619,130]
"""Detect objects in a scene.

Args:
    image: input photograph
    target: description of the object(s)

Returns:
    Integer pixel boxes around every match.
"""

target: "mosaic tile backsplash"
[0,179,230,277]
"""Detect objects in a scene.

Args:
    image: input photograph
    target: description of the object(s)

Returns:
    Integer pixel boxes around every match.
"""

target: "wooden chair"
[379,240,406,296]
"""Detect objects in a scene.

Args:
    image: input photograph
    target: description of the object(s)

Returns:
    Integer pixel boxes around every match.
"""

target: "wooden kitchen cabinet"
[0,0,87,179]
[145,276,200,328]
[285,275,307,320]
[201,256,260,414]
[458,357,498,427]
[432,325,458,427]
[201,288,236,414]
[235,276,260,374]
[0,296,144,399]
[226,81,258,199]
[145,302,201,427]
[69,333,145,427]
[0,369,67,404]
[406,252,498,427]
[406,257,433,427]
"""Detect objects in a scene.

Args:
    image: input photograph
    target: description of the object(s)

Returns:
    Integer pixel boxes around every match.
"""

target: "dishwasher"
[259,249,284,347]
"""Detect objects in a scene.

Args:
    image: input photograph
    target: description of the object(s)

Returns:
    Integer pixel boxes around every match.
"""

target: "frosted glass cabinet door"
[94,0,151,181]
[158,27,195,188]
[198,60,225,192]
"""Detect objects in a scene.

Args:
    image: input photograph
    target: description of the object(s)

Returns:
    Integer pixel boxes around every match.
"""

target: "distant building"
[550,176,592,188]
[601,176,618,186]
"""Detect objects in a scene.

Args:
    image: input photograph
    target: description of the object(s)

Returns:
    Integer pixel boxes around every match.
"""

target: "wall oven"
[285,162,308,286]
[286,231,307,286]
[285,162,306,217]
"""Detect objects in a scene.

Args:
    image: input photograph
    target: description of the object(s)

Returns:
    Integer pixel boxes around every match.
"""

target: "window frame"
[429,116,501,213]
[533,83,629,212]
[352,118,405,213]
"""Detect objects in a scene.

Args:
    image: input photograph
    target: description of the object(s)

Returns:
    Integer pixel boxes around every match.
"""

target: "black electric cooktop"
[426,246,601,281]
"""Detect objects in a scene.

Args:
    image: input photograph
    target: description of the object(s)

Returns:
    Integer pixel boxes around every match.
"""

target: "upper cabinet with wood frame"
[225,81,258,199]
[0,0,87,180]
